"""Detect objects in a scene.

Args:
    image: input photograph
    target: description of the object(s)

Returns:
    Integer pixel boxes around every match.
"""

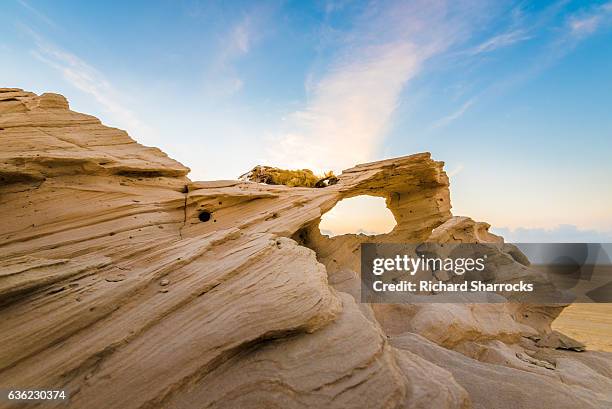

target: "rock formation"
[0,88,610,409]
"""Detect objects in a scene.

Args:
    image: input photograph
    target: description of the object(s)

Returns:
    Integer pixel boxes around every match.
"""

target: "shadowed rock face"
[0,88,610,409]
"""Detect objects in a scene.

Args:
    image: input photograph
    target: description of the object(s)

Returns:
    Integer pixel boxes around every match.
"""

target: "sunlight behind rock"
[319,196,396,236]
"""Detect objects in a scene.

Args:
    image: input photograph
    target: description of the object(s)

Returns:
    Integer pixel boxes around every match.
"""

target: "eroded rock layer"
[0,89,610,409]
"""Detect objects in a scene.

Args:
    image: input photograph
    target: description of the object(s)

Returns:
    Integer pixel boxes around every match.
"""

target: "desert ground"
[554,304,612,352]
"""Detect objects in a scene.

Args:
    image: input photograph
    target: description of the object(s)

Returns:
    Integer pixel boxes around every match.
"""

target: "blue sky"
[1,0,611,241]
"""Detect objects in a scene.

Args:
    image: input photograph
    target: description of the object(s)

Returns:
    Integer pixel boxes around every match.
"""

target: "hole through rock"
[198,211,212,222]
[319,195,396,237]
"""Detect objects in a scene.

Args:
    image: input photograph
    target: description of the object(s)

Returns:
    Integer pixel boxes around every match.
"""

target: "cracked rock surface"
[0,89,610,409]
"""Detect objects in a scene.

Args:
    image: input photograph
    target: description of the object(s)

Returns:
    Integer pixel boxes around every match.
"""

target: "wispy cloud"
[476,1,612,104]
[567,1,612,38]
[17,0,57,28]
[214,15,254,94]
[569,15,600,36]
[24,27,151,138]
[447,163,465,177]
[273,42,424,172]
[269,1,485,173]
[208,8,269,97]
[431,1,612,132]
[467,3,533,56]
[431,97,475,129]
[470,29,532,54]
[229,17,253,55]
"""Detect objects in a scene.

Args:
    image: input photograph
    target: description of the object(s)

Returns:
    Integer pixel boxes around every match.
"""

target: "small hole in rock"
[47,286,65,295]
[199,211,212,222]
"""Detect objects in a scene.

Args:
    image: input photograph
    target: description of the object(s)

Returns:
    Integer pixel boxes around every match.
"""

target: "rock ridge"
[0,89,610,409]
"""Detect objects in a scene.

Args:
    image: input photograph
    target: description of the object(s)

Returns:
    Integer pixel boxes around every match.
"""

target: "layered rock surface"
[0,89,610,409]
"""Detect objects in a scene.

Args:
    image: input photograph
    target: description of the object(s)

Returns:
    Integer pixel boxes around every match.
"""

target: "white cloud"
[208,10,268,97]
[447,163,465,177]
[17,0,57,28]
[217,14,256,63]
[431,97,475,129]
[470,29,532,54]
[210,16,253,94]
[269,1,482,173]
[567,1,612,38]
[272,41,424,172]
[25,28,151,138]
[569,15,601,36]
[231,19,252,54]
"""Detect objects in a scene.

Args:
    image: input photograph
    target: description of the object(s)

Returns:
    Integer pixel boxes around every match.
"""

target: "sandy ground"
[553,304,612,352]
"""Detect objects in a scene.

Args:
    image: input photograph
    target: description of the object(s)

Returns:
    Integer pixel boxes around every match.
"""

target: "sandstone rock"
[163,293,468,409]
[0,89,610,409]
[392,333,611,409]
[515,351,556,370]
[536,330,586,352]
[37,92,69,109]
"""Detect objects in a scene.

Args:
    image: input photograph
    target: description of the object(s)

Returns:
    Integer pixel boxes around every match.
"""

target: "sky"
[1,0,611,241]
